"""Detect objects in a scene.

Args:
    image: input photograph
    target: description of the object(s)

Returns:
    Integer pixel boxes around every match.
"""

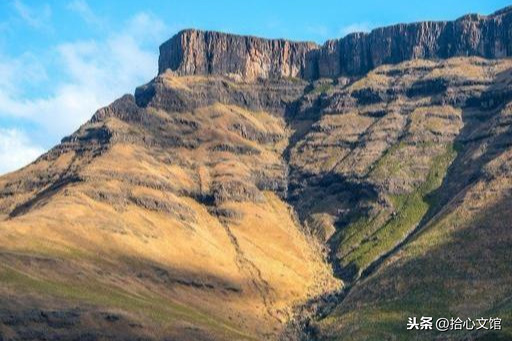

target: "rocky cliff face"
[160,6,512,80]
[311,8,512,78]
[158,30,318,80]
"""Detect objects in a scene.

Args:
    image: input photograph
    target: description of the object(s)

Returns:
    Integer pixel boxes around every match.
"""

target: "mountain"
[2,6,512,341]
[160,6,512,80]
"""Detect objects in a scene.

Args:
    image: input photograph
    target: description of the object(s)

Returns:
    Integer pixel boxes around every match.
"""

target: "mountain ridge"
[160,7,512,81]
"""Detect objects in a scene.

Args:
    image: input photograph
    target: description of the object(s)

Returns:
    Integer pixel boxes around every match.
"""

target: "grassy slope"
[0,264,251,339]
[317,138,512,339]
[0,98,339,339]
[313,59,512,340]
[319,189,512,340]
[337,143,457,278]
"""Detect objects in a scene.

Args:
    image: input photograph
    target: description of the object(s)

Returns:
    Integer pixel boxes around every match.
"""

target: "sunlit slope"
[2,56,512,340]
[0,78,339,339]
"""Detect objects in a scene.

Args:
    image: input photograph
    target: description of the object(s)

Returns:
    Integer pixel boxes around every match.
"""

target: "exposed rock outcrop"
[158,30,318,80]
[159,6,512,80]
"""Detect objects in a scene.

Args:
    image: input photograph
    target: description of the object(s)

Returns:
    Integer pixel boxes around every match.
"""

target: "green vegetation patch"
[310,81,334,94]
[338,143,457,277]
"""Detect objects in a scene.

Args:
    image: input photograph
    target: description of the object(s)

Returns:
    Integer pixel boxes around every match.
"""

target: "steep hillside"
[2,6,512,341]
[0,76,339,340]
[288,58,512,340]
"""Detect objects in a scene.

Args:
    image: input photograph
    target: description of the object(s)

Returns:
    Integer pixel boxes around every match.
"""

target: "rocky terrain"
[160,6,512,80]
[2,5,512,341]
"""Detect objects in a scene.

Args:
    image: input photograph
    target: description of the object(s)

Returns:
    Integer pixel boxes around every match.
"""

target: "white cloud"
[0,85,102,139]
[67,0,103,27]
[12,0,52,29]
[0,33,160,138]
[0,52,48,96]
[0,128,44,175]
[339,22,372,37]
[0,11,171,175]
[126,12,167,43]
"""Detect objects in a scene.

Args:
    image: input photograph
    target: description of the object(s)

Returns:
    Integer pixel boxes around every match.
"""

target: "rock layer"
[158,30,318,80]
[159,6,512,80]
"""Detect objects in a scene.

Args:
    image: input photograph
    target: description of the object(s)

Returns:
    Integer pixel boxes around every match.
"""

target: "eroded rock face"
[159,6,512,80]
[311,10,512,78]
[158,30,319,80]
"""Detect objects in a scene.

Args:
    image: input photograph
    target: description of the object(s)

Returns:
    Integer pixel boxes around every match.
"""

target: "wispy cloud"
[0,128,44,174]
[339,22,373,37]
[12,0,52,29]
[0,12,170,175]
[67,0,104,27]
[127,12,167,42]
[0,52,48,97]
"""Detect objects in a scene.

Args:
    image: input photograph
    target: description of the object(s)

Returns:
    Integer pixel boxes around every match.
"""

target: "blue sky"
[0,0,510,174]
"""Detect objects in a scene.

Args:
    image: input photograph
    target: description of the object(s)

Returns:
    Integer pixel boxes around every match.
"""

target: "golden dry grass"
[0,98,340,339]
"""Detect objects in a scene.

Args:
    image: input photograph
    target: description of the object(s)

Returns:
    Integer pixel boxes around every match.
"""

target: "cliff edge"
[159,6,512,80]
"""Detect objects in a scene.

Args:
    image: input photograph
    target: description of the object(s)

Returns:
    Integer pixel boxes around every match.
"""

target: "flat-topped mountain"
[2,5,512,341]
[160,6,512,80]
